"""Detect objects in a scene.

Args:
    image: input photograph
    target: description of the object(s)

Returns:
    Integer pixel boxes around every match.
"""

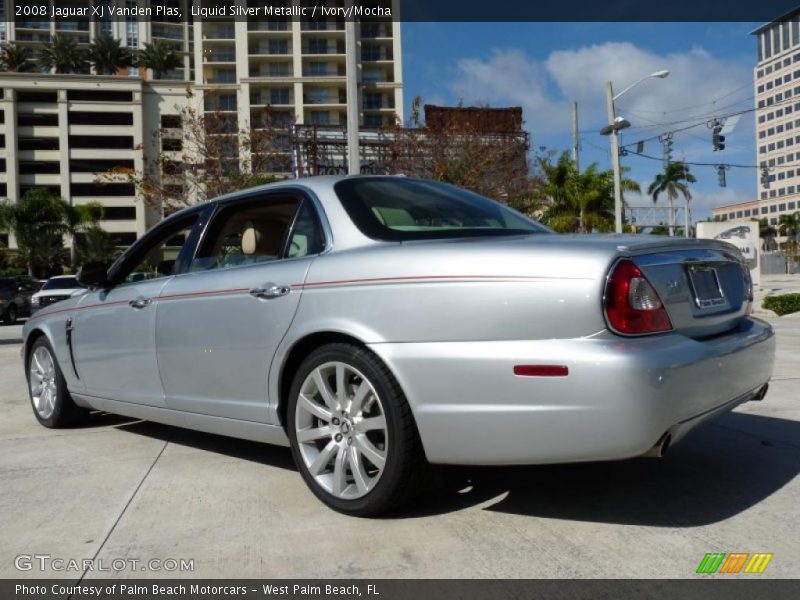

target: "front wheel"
[27,337,87,428]
[287,343,427,516]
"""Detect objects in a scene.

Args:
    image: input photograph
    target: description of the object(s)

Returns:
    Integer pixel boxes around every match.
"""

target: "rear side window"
[334,177,549,241]
[192,196,302,271]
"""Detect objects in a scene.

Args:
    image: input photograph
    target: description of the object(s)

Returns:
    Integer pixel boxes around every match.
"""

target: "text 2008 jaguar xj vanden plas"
[22,176,775,515]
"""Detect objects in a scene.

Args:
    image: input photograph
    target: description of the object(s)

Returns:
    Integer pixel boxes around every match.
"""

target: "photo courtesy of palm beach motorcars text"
[1,0,799,599]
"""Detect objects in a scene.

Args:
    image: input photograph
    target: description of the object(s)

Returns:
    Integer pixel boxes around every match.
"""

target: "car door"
[156,191,326,423]
[71,212,203,406]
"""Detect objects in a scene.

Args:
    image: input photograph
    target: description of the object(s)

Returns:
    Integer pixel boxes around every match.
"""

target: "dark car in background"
[0,276,40,324]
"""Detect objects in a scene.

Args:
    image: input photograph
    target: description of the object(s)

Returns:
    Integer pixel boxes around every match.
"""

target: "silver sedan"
[21,176,775,515]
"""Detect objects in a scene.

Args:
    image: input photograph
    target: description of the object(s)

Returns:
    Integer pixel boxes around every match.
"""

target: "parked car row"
[0,275,86,324]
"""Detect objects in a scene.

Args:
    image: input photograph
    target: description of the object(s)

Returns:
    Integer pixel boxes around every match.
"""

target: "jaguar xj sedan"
[22,176,775,515]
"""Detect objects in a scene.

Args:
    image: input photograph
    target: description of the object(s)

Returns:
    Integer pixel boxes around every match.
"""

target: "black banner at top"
[13,0,800,23]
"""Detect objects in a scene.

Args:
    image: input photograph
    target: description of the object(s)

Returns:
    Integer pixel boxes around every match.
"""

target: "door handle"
[129,296,153,309]
[250,284,291,299]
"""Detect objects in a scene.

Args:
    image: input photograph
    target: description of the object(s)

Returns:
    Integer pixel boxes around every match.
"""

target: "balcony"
[303,65,346,77]
[363,98,395,110]
[361,24,392,38]
[248,20,290,32]
[304,92,346,105]
[203,27,235,40]
[302,21,345,32]
[250,92,293,106]
[362,49,393,62]
[302,42,345,55]
[249,43,291,55]
[204,51,236,63]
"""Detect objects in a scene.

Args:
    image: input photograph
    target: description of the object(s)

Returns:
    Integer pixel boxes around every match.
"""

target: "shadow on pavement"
[0,338,22,345]
[99,410,798,526]
[114,419,296,472]
[392,412,800,525]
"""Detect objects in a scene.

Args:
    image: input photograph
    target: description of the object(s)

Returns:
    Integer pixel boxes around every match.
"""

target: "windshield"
[334,178,550,241]
[42,277,81,290]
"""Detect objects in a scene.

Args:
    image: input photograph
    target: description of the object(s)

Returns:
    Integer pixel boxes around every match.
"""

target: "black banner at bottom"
[3,580,800,600]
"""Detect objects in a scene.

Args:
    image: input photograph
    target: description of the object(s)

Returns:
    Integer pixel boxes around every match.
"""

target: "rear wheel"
[3,304,16,325]
[27,337,86,428]
[287,343,427,516]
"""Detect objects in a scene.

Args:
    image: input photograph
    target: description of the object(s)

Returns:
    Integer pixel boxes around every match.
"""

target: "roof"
[751,9,800,35]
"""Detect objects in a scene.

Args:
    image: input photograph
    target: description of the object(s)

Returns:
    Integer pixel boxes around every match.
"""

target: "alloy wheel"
[294,361,388,500]
[30,346,58,420]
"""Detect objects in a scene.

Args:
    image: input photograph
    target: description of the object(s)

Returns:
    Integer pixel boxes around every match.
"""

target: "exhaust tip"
[643,433,671,458]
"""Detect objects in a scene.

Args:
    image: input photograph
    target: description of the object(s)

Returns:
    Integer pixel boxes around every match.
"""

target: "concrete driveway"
[0,306,798,579]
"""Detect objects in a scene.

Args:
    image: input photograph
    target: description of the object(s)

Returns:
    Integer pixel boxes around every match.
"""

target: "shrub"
[763,293,800,316]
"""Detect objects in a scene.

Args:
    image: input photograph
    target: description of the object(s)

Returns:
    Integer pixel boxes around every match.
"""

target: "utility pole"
[682,153,691,239]
[572,101,580,172]
[605,82,624,234]
[345,12,360,175]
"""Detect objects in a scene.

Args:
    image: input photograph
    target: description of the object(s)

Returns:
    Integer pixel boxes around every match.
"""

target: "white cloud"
[451,49,568,129]
[450,42,752,138]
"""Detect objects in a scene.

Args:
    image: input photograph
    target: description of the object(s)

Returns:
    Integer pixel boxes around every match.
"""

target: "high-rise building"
[752,13,800,227]
[0,0,403,251]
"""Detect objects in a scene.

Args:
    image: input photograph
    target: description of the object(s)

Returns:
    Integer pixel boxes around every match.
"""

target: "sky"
[400,22,763,221]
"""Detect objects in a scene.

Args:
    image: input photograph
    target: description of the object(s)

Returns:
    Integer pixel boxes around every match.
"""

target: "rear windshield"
[42,277,81,290]
[334,178,549,241]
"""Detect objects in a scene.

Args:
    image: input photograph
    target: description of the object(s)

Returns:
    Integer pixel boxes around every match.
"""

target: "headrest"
[241,221,260,255]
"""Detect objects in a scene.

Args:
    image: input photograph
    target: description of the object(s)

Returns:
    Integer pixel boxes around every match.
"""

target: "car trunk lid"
[627,243,751,339]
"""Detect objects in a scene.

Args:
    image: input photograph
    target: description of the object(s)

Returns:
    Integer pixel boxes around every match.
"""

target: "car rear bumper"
[368,317,776,465]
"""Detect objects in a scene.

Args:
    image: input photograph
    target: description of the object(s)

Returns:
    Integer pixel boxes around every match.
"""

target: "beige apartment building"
[752,12,800,226]
[0,0,403,249]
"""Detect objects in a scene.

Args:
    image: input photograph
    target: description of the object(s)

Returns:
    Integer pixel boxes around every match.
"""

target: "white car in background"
[30,275,86,314]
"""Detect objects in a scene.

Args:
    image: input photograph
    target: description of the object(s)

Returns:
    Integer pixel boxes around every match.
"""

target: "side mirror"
[77,261,110,289]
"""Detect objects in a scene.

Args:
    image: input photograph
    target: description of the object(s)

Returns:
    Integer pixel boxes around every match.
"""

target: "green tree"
[0,189,104,276]
[778,212,800,260]
[756,218,778,251]
[88,34,132,75]
[0,42,32,72]
[76,225,119,265]
[138,39,182,79]
[647,162,697,236]
[538,151,640,233]
[37,34,89,74]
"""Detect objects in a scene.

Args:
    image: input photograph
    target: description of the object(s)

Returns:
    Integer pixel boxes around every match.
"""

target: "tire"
[3,304,16,325]
[287,343,427,516]
[27,337,87,428]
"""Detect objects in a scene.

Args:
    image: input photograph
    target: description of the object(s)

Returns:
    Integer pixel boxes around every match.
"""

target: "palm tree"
[138,39,182,79]
[64,202,105,270]
[0,189,104,276]
[538,152,640,233]
[0,42,32,72]
[647,162,697,236]
[88,34,132,75]
[778,212,800,260]
[757,218,778,251]
[37,34,89,74]
[77,225,119,265]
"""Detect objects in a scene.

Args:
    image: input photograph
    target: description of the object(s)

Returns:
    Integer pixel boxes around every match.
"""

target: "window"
[191,196,306,271]
[334,177,549,242]
[70,159,135,172]
[71,183,134,197]
[161,115,182,129]
[17,113,58,126]
[162,137,182,151]
[101,207,137,220]
[68,111,133,125]
[69,135,134,149]
[67,90,133,102]
[18,137,58,150]
[114,215,199,284]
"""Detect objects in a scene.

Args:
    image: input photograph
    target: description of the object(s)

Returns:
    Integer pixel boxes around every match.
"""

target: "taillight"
[604,259,673,335]
[742,264,753,315]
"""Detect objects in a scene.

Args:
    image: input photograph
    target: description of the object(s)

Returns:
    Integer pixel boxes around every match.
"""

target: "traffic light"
[717,165,727,187]
[712,124,725,151]
[660,133,673,167]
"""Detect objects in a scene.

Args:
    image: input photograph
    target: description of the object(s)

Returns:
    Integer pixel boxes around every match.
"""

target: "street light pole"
[605,81,624,234]
[602,70,670,234]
